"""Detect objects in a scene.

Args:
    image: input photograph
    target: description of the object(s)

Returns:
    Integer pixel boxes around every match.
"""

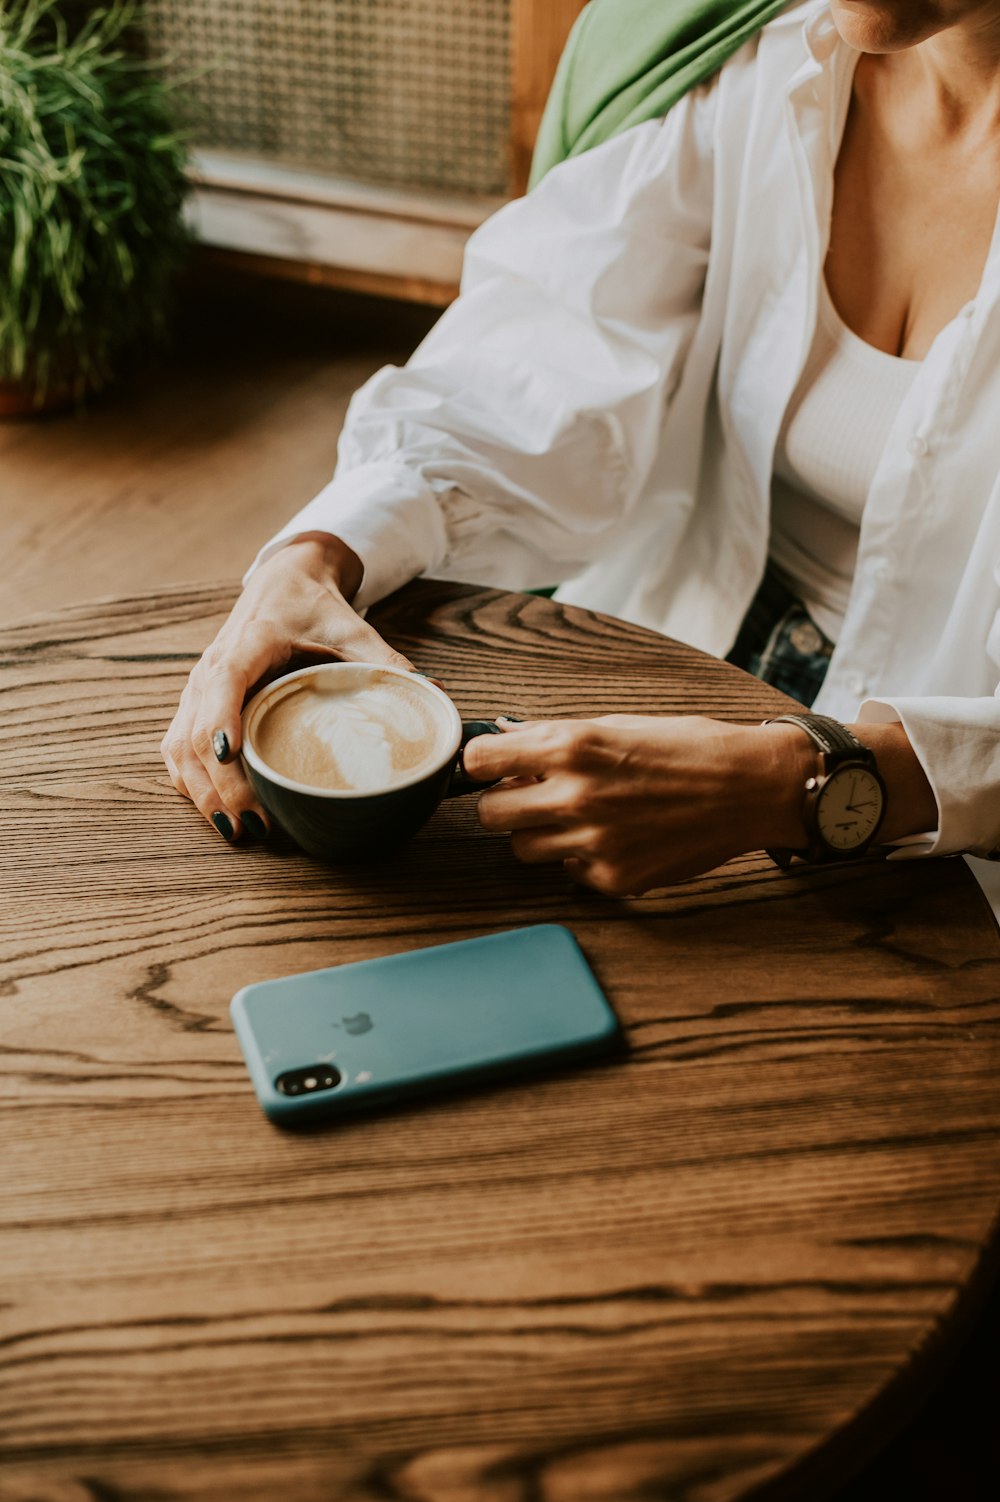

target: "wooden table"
[3,579,1000,1502]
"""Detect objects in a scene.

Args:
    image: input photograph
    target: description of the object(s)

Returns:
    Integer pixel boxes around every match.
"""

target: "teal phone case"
[230,924,621,1126]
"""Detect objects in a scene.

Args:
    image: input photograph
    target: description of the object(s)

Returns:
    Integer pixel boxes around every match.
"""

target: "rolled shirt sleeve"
[858,695,1000,861]
[246,84,718,608]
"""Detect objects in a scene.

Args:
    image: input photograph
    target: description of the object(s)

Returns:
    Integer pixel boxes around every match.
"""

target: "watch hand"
[846,801,877,813]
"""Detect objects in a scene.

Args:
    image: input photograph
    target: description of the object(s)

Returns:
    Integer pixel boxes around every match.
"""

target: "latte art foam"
[252,671,453,792]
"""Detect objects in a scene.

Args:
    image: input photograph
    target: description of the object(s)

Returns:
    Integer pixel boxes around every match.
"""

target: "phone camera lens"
[276,1064,343,1097]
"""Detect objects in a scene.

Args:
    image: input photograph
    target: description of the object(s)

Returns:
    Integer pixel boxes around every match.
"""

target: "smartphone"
[230,924,621,1126]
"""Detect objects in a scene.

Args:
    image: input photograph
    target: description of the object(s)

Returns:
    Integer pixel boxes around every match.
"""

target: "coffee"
[250,668,453,793]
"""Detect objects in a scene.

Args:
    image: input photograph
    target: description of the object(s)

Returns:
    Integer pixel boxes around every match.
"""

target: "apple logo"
[342,1012,373,1036]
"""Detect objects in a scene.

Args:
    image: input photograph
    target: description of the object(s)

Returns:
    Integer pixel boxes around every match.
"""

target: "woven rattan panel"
[144,0,511,194]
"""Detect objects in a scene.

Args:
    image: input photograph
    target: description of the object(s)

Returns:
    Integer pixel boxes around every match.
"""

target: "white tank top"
[769,278,919,642]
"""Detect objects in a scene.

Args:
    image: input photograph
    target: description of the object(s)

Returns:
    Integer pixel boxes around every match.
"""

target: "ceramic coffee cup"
[241,662,502,862]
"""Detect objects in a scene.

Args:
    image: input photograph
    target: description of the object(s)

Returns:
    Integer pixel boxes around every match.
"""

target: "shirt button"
[871,558,893,584]
[907,434,930,459]
[848,673,868,697]
[790,620,825,655]
[961,302,976,319]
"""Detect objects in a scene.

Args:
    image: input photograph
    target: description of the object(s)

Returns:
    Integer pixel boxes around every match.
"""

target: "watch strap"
[765,713,874,767]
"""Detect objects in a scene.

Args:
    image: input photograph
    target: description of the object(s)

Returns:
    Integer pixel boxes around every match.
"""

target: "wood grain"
[1,580,999,1502]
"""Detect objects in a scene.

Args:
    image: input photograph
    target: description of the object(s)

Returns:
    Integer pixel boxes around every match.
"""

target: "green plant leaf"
[0,0,192,400]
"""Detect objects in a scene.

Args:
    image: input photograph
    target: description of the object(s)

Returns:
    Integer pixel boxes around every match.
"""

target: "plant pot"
[0,377,78,419]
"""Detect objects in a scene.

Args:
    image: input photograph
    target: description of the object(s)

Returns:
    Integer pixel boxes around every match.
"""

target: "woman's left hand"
[463,715,812,896]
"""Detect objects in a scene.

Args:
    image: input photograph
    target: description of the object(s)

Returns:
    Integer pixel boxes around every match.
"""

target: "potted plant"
[0,0,190,415]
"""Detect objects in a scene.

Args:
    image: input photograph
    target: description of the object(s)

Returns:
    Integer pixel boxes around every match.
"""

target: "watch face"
[816,765,885,852]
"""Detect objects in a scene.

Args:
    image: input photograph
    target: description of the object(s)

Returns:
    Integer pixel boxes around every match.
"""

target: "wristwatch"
[765,713,887,868]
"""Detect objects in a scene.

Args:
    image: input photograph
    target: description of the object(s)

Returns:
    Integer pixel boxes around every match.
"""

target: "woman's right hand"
[160,534,417,843]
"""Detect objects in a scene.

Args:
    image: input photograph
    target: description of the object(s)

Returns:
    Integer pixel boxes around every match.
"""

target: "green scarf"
[530,0,793,188]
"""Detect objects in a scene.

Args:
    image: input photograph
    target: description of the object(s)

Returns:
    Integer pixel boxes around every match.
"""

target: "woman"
[163,0,1000,898]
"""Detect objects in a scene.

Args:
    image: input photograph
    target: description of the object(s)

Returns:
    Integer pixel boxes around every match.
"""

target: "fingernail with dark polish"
[212,811,234,842]
[498,714,524,724]
[212,729,230,763]
[242,810,267,842]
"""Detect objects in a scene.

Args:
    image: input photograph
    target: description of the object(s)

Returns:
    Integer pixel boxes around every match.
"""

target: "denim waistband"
[725,565,834,708]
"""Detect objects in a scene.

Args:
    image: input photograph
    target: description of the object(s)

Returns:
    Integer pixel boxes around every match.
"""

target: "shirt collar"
[802,1,841,64]
[785,1,859,128]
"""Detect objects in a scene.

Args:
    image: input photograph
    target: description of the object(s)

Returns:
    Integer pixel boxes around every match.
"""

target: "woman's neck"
[882,14,1000,134]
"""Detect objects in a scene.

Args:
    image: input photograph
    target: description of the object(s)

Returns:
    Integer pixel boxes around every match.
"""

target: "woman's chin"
[828,0,944,54]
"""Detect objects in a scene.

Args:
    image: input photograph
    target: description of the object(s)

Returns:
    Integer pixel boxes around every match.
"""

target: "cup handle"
[446,720,505,797]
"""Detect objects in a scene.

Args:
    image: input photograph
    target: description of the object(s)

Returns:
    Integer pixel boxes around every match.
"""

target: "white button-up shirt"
[255,0,1000,893]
